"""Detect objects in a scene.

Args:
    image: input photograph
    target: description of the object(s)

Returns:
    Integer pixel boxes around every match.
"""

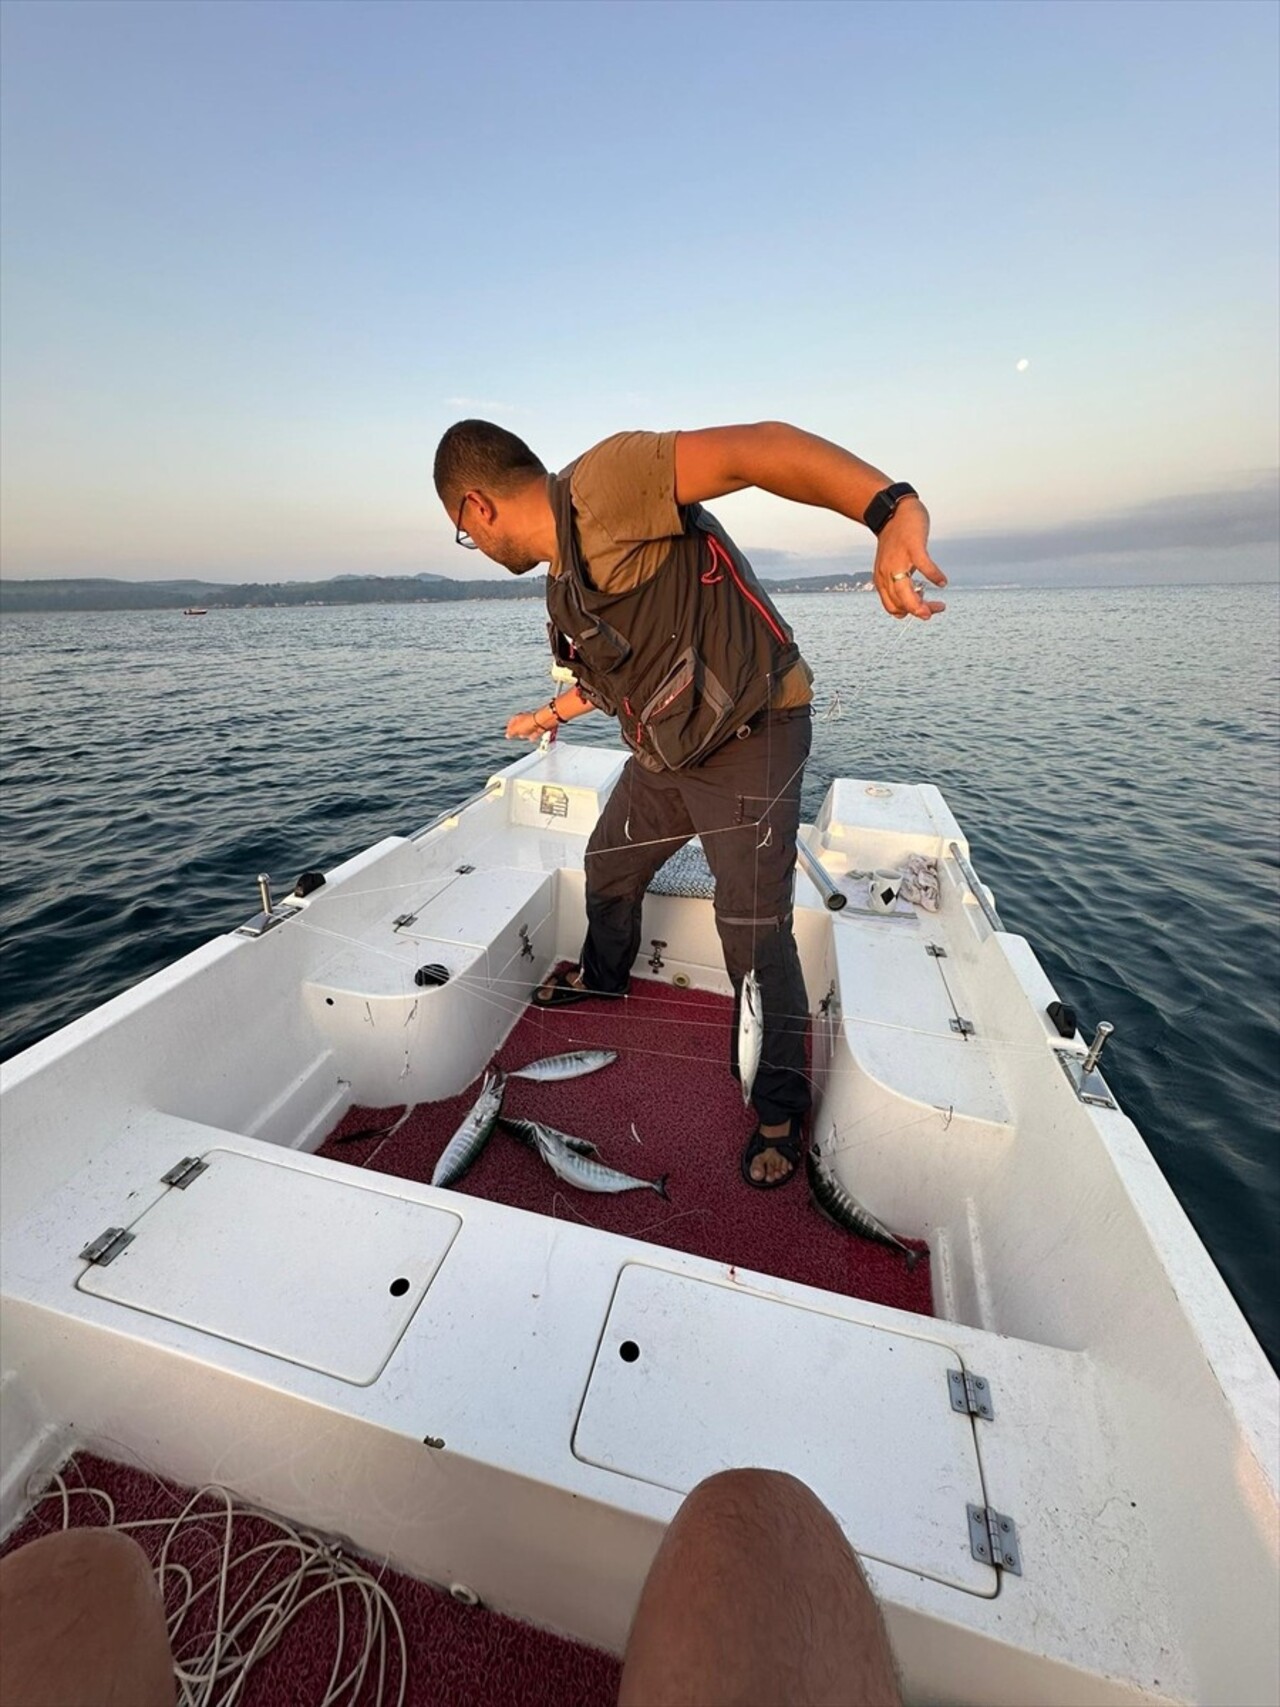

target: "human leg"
[618,1468,902,1707]
[683,711,813,1176]
[0,1527,176,1707]
[574,759,694,996]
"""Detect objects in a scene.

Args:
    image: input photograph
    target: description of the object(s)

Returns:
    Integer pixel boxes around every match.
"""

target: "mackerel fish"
[806,1131,921,1270]
[508,1050,618,1082]
[498,1116,600,1158]
[505,1118,669,1198]
[431,1072,506,1188]
[737,969,763,1107]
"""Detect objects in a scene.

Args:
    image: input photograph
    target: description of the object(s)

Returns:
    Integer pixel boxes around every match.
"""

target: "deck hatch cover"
[573,1263,997,1595]
[76,1149,461,1385]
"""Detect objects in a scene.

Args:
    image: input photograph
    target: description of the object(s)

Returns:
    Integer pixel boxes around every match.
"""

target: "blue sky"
[1,0,1277,584]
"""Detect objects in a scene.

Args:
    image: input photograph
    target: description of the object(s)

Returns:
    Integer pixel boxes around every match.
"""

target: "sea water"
[1,584,1276,1365]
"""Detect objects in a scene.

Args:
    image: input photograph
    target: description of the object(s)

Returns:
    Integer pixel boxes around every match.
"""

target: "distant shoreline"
[1,573,1274,614]
[0,570,875,614]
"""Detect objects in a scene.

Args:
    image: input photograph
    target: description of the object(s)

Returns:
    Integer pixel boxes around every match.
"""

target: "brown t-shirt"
[552,430,812,709]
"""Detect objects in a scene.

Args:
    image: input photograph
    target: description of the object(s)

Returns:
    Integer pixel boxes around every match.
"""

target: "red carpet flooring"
[0,988,931,1705]
[318,974,932,1313]
[2,1452,622,1707]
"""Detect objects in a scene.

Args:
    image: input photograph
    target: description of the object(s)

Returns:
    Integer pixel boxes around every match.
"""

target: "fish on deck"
[507,1050,618,1082]
[431,1072,506,1188]
[499,1117,668,1199]
[806,1130,922,1270]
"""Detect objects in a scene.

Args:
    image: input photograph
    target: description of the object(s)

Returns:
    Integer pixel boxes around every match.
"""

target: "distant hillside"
[0,568,873,613]
[0,573,546,613]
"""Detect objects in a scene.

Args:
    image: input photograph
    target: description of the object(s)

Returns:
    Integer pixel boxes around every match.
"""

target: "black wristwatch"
[863,482,918,536]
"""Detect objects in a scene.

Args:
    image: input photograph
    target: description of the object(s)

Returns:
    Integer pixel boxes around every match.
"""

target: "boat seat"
[647,838,716,900]
[301,865,557,1105]
[827,915,1012,1129]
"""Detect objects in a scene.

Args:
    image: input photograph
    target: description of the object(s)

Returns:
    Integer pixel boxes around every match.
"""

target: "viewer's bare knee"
[0,1527,174,1707]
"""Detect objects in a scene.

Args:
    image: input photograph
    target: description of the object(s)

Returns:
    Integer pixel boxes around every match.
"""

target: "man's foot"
[533,968,593,1008]
[740,1117,803,1190]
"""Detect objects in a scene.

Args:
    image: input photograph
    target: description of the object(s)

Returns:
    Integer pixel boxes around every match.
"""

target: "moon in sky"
[1016,358,1030,372]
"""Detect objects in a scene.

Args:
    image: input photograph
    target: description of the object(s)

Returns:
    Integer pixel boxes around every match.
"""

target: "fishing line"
[318,962,1070,1093]
[22,1465,408,1707]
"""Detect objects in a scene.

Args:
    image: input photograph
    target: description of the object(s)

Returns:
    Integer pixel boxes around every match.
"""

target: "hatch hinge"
[79,1227,135,1267]
[161,1156,208,1190]
[925,942,948,958]
[949,1016,976,1037]
[967,1504,1022,1575]
[948,1367,995,1420]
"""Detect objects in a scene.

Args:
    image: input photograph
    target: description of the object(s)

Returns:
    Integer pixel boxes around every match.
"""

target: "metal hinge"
[925,943,948,958]
[79,1227,135,1267]
[967,1504,1022,1575]
[161,1156,208,1190]
[949,1016,975,1037]
[948,1367,995,1420]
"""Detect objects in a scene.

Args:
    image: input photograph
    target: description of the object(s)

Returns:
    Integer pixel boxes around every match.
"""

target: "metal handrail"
[410,781,504,842]
[948,841,1004,931]
[795,838,848,911]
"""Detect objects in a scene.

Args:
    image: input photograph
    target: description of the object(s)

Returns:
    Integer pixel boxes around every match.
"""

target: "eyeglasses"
[455,495,479,550]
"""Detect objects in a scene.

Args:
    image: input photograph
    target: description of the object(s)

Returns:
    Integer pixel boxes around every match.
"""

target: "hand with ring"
[871,498,947,620]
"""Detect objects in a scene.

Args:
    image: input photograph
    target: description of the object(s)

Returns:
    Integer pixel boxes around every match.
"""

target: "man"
[432,421,945,1188]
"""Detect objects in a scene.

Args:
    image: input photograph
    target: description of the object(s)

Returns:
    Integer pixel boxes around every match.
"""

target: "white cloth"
[897,853,940,912]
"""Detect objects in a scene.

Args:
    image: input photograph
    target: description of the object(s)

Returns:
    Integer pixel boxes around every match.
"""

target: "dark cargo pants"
[579,707,812,1127]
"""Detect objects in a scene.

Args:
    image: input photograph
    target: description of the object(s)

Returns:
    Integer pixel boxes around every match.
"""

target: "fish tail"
[655,1173,670,1200]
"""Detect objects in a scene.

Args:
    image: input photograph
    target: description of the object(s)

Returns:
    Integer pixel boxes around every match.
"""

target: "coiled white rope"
[32,1468,408,1707]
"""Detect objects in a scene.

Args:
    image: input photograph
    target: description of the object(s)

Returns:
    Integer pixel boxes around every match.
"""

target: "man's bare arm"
[673,422,946,621]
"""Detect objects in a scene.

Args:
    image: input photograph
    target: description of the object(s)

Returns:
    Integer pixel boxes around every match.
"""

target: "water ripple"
[1,587,1277,1367]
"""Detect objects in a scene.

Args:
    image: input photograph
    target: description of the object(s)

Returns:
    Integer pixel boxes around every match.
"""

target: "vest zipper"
[707,537,788,645]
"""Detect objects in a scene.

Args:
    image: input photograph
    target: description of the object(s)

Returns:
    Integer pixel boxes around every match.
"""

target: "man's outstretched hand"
[871,498,947,620]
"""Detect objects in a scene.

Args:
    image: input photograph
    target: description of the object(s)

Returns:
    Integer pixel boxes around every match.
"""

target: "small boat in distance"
[182,607,208,616]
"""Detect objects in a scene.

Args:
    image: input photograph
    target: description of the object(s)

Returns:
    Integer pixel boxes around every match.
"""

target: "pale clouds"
[443,397,524,416]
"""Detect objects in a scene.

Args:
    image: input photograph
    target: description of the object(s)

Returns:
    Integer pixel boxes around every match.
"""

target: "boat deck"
[316,972,933,1316]
[1,1452,622,1707]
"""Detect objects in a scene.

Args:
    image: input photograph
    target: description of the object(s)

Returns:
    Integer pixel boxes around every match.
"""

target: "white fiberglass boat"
[1,741,1276,1704]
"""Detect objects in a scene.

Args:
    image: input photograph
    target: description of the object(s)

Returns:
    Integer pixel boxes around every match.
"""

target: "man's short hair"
[433,420,546,509]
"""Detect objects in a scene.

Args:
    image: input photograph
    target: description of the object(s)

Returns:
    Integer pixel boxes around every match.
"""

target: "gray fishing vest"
[544,469,801,773]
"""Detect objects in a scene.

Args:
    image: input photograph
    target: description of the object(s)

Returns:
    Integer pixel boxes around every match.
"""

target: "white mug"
[867,870,902,914]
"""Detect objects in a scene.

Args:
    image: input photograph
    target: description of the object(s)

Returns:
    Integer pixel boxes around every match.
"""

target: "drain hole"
[389,1278,410,1297]
[619,1340,640,1363]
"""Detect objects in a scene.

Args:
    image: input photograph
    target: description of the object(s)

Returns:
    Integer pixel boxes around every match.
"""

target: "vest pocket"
[639,647,738,770]
[570,614,632,674]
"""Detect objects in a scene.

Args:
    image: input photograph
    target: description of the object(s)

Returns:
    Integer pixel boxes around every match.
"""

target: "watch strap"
[864,482,918,537]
